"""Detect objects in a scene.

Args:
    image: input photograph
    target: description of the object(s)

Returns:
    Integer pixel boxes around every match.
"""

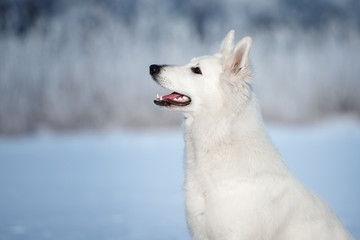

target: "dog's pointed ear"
[226,36,252,74]
[217,30,234,56]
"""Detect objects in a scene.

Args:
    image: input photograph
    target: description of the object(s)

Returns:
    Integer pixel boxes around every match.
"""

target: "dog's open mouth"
[154,92,191,107]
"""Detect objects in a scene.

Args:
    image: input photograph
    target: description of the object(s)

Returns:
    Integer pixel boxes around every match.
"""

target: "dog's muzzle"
[149,64,192,107]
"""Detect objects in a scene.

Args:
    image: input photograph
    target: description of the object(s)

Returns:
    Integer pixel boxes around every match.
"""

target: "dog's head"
[150,30,253,114]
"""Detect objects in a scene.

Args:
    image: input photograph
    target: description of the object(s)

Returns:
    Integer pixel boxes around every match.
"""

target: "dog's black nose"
[150,64,161,76]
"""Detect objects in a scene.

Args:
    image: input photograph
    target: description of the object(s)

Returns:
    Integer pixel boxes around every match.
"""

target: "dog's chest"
[185,138,248,193]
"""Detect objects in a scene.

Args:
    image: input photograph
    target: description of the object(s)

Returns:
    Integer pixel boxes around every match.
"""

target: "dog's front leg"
[184,180,208,240]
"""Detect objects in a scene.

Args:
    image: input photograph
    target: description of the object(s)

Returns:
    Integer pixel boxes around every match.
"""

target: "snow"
[0,118,359,239]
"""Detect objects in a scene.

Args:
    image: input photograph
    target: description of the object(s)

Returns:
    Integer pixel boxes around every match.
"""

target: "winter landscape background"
[0,0,359,133]
[0,0,359,239]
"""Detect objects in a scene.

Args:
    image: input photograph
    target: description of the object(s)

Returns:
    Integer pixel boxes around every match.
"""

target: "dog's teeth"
[157,94,159,99]
[160,96,163,100]
[183,96,189,100]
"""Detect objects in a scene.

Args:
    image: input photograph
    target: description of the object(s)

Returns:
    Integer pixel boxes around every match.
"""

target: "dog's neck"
[183,94,268,160]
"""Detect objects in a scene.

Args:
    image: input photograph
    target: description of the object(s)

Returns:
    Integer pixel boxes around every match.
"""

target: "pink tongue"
[162,92,183,100]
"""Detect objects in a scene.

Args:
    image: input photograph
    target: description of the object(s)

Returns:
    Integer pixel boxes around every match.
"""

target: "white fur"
[152,30,353,240]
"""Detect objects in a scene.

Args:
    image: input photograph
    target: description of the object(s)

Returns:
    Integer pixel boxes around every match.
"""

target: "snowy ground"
[0,118,359,240]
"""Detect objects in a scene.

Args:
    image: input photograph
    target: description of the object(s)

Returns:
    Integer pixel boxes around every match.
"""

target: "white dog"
[149,30,353,240]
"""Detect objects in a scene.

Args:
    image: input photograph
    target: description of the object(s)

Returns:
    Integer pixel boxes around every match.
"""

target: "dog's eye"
[191,67,202,75]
